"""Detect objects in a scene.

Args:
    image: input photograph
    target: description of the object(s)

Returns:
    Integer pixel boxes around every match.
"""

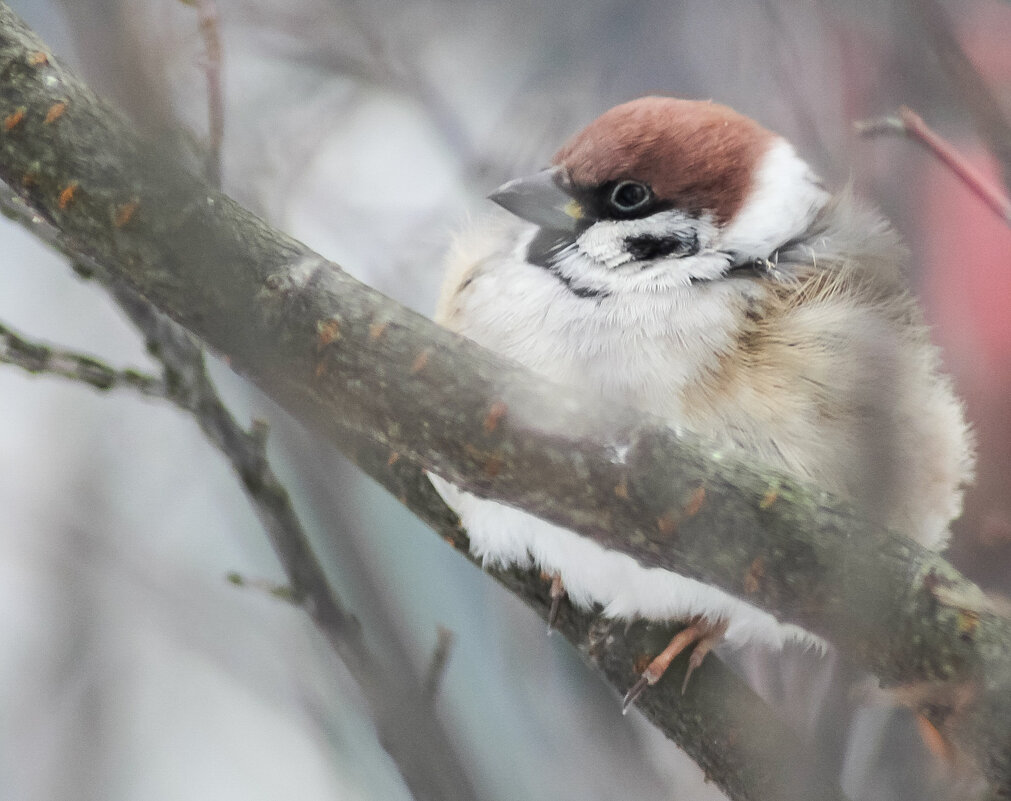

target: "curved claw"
[547,595,562,632]
[681,646,709,694]
[681,619,728,694]
[546,573,566,633]
[622,618,729,711]
[622,675,650,715]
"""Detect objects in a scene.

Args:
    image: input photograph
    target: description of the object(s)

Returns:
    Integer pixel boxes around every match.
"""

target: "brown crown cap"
[552,96,776,225]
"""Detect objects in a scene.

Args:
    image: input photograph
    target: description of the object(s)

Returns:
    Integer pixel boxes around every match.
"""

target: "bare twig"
[857,106,1011,227]
[0,319,164,395]
[226,571,298,603]
[114,286,359,623]
[0,178,480,801]
[196,0,224,187]
[910,0,1011,188]
[111,285,482,801]
[180,0,224,187]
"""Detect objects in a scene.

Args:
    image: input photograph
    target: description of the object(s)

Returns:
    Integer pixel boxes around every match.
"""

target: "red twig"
[857,106,1011,228]
[911,0,1011,188]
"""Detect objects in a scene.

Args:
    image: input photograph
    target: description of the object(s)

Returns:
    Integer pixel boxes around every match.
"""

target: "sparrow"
[429,96,974,709]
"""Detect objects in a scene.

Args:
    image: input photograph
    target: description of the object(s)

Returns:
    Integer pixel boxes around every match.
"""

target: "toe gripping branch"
[622,618,728,714]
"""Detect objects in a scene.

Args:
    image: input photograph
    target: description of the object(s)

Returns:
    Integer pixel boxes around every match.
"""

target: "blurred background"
[1,0,1009,799]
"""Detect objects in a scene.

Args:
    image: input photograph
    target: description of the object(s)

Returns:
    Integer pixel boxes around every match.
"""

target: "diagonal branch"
[0,202,480,801]
[857,106,1011,227]
[909,0,1011,189]
[1,3,1009,795]
[0,9,852,801]
[0,133,851,801]
[113,289,483,801]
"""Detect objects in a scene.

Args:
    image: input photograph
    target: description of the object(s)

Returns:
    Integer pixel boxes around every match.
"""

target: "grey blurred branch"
[1,3,1010,798]
[0,318,163,395]
[277,1,485,174]
[114,290,483,801]
[422,626,454,700]
[0,193,479,801]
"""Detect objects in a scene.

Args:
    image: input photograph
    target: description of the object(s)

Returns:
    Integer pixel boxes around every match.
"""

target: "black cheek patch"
[526,227,609,300]
[625,231,699,261]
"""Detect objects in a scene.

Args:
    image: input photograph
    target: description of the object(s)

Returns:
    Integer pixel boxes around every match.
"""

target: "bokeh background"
[1,1,1010,799]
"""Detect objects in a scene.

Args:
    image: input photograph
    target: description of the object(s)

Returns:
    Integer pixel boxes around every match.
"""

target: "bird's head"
[491,96,829,295]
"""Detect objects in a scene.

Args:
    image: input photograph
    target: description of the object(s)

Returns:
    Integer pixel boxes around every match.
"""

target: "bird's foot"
[622,617,728,714]
[547,573,566,633]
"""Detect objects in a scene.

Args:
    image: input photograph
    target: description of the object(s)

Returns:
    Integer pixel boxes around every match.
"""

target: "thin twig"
[857,106,1011,227]
[226,571,298,603]
[182,0,224,187]
[910,0,1011,188]
[0,258,363,645]
[0,319,165,395]
[120,291,481,801]
[109,286,357,646]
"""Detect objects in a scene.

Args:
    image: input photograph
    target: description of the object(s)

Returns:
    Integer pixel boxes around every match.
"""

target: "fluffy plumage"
[430,97,974,658]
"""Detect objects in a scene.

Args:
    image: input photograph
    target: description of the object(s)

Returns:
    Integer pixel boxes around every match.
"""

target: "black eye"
[608,180,652,213]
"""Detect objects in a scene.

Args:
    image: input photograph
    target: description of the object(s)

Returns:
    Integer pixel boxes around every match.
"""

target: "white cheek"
[720,138,829,257]
[549,211,727,292]
[573,223,633,269]
[574,210,718,270]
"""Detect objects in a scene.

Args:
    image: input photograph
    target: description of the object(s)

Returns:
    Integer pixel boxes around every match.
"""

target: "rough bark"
[1,4,1009,795]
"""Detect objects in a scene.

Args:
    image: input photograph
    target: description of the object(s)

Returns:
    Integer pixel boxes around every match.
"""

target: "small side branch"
[0,186,479,801]
[910,0,1011,187]
[857,106,1011,227]
[109,286,481,801]
[0,319,164,395]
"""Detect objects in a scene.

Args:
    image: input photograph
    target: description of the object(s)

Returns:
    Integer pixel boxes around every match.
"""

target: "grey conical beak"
[489,166,585,233]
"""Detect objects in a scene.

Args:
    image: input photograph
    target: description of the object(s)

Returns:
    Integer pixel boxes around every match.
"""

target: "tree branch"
[0,136,850,801]
[856,106,1011,227]
[1,3,1009,795]
[0,317,164,394]
[909,0,1011,189]
[115,288,483,801]
[0,199,480,801]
